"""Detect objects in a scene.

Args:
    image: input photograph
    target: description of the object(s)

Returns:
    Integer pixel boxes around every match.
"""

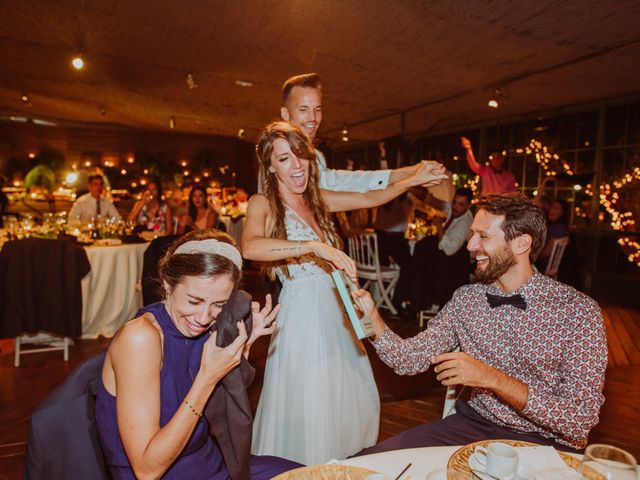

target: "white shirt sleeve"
[316,150,391,192]
[104,199,122,220]
[438,210,473,256]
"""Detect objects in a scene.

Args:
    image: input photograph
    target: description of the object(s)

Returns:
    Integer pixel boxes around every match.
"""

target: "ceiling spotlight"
[235,79,254,87]
[488,99,499,108]
[143,169,149,175]
[120,169,127,175]
[169,116,175,129]
[71,55,85,70]
[341,127,349,142]
[28,152,36,159]
[186,73,198,90]
[21,94,29,103]
[127,156,134,164]
[237,128,245,139]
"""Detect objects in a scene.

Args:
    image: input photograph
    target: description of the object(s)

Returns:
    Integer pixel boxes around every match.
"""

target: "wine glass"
[580,444,638,480]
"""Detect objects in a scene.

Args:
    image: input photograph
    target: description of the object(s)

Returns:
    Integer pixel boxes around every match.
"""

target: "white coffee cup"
[473,442,519,479]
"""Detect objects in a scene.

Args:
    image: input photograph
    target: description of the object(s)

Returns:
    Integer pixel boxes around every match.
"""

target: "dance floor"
[0,271,638,479]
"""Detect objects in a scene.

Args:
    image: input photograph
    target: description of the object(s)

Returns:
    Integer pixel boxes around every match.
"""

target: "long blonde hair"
[256,121,339,278]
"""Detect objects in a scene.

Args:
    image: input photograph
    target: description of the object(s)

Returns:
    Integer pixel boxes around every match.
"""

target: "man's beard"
[475,246,516,284]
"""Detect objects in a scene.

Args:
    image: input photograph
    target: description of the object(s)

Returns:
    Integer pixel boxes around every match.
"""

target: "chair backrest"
[347,232,380,273]
[544,236,569,279]
[25,351,109,479]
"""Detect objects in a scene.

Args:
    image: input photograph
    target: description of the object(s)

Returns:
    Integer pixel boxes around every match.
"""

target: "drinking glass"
[580,444,638,480]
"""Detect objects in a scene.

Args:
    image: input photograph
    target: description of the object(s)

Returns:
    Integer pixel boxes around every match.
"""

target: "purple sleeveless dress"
[96,301,299,479]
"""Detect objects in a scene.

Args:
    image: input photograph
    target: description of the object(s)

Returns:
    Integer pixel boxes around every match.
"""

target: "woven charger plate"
[447,439,604,480]
[273,465,377,480]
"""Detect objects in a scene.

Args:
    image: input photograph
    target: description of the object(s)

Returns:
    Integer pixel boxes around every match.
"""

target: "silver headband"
[174,239,243,270]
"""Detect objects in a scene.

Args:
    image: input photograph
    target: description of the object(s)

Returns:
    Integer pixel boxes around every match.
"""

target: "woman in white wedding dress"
[242,121,447,465]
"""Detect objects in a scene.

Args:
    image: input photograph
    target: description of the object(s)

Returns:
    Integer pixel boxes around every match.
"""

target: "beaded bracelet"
[184,399,203,417]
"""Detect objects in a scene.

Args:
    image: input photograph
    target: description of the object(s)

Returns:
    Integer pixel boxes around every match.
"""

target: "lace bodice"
[275,208,332,283]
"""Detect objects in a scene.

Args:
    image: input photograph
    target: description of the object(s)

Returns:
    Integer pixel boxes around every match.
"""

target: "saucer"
[468,454,516,480]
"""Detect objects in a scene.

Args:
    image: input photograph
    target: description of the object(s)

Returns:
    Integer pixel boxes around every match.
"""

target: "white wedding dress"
[252,208,380,465]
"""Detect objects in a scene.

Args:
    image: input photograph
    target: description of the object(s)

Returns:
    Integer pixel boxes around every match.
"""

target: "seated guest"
[68,173,121,222]
[374,188,431,310]
[178,184,220,234]
[535,199,570,273]
[411,188,473,312]
[95,229,299,479]
[356,193,606,453]
[128,179,173,235]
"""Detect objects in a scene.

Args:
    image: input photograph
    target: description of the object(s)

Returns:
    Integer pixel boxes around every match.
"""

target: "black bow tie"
[486,292,527,310]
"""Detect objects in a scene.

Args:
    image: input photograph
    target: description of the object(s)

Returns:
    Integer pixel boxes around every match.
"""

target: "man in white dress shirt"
[434,187,473,256]
[410,188,473,313]
[68,173,121,222]
[280,73,425,192]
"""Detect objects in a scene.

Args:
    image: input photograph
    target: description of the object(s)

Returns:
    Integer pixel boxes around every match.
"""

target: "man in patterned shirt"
[355,193,607,453]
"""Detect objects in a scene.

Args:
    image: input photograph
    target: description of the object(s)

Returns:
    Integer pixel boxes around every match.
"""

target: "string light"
[505,139,637,267]
[599,166,640,267]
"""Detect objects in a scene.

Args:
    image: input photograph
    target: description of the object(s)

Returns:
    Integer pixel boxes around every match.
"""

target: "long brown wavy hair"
[256,121,340,279]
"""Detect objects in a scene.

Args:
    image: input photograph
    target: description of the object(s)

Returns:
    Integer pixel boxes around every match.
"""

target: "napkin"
[516,446,581,480]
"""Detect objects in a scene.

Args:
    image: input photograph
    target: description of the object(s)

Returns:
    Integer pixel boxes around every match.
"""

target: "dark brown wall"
[0,121,257,191]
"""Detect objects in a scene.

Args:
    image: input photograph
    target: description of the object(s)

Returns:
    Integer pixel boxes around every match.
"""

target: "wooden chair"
[347,232,400,315]
[544,236,569,279]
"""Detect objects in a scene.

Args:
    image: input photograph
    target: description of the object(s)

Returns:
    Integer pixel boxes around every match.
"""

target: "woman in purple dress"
[96,229,299,479]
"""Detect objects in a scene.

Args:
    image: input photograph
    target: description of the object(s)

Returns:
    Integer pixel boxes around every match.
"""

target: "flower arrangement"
[405,217,437,241]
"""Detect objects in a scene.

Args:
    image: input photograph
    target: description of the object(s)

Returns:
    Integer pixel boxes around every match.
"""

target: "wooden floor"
[0,295,638,479]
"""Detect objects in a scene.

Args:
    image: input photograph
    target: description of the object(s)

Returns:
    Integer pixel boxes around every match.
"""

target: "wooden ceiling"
[1,0,639,145]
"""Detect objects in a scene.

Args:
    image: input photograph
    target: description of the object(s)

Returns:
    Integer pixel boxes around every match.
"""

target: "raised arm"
[241,194,356,278]
[108,316,247,479]
[461,137,485,176]
[127,200,144,222]
[322,161,448,213]
[164,206,173,235]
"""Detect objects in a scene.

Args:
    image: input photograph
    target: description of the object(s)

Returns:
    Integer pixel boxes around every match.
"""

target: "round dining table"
[341,446,459,478]
[80,242,149,338]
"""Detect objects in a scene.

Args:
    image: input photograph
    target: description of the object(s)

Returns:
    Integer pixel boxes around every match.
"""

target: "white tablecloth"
[219,216,245,246]
[341,446,459,478]
[81,242,149,338]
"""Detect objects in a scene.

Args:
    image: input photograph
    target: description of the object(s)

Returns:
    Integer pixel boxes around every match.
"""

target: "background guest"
[68,173,121,222]
[461,136,516,194]
[536,199,570,273]
[410,188,473,314]
[178,184,219,234]
[374,188,432,312]
[128,179,172,235]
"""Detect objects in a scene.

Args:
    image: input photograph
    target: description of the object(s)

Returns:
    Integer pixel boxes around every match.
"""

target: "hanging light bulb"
[488,99,498,108]
[71,55,85,70]
[341,126,349,142]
